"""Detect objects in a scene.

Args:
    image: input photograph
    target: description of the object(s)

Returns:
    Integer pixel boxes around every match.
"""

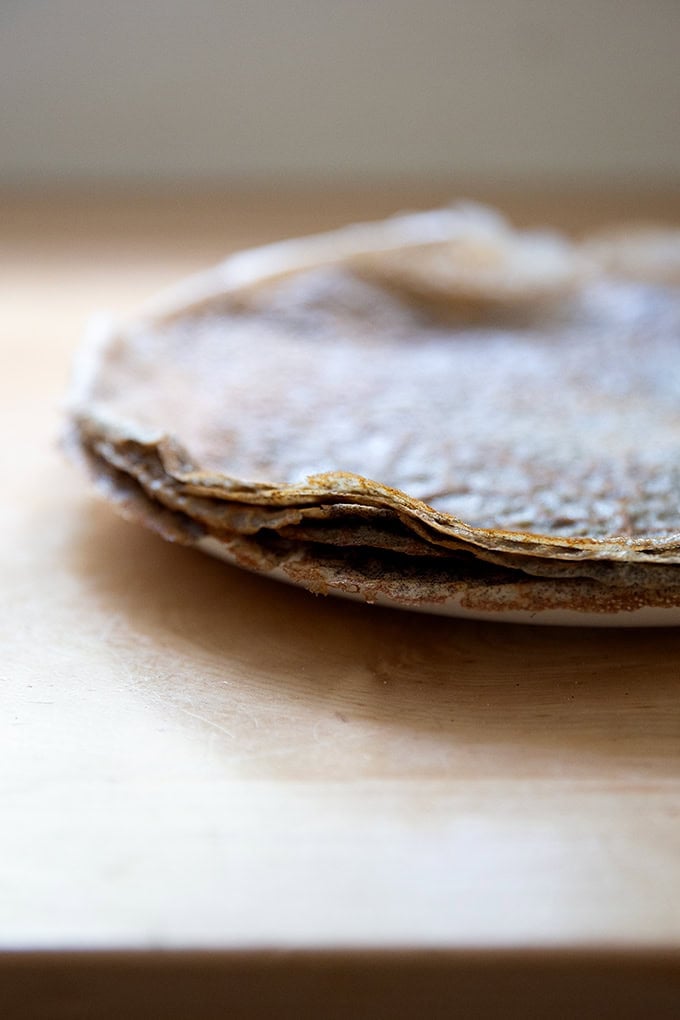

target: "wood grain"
[2,186,680,1016]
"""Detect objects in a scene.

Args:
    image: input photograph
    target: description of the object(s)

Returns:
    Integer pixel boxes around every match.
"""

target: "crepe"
[66,204,680,619]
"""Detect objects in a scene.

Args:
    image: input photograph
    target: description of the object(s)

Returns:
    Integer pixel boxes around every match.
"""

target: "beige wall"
[2,0,679,184]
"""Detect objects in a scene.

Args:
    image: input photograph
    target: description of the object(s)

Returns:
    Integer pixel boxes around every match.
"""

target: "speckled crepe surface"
[67,206,680,607]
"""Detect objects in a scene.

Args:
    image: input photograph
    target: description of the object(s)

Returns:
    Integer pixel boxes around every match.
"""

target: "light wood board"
[2,186,680,1016]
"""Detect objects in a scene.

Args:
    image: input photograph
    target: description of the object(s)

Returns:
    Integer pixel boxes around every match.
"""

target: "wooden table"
[3,186,680,1018]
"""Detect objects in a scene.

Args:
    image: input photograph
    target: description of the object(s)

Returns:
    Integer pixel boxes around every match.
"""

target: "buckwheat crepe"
[67,205,680,621]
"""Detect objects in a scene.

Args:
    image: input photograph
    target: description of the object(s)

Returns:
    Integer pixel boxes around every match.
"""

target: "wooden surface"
[3,186,680,1016]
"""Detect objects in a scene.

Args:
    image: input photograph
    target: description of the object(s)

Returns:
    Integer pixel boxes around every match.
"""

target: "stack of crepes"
[67,204,680,619]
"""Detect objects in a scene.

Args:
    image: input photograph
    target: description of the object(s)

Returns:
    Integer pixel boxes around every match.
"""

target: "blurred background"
[2,0,679,188]
[3,0,679,384]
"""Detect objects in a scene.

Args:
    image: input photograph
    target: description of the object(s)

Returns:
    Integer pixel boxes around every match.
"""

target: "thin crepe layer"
[70,426,680,615]
[70,425,680,590]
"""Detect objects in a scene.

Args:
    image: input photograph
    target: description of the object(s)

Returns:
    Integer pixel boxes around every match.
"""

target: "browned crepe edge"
[68,420,680,594]
[70,428,680,616]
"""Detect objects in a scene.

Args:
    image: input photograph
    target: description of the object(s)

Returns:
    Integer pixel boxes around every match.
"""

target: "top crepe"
[67,203,680,609]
